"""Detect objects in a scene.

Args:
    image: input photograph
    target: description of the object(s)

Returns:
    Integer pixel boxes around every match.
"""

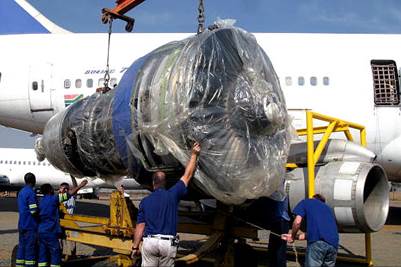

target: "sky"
[3,0,401,148]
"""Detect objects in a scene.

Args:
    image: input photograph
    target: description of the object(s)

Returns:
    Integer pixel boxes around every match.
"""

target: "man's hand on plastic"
[192,142,201,156]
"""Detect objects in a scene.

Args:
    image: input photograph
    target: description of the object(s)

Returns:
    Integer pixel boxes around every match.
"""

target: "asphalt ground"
[0,197,400,267]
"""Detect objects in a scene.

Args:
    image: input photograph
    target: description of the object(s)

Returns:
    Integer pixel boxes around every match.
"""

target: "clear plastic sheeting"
[130,25,291,204]
[37,24,291,204]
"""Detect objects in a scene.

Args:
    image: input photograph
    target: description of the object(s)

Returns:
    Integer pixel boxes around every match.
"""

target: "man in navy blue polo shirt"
[132,142,201,266]
[283,194,339,267]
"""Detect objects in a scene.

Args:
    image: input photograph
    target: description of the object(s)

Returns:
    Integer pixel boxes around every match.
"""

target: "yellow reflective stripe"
[50,265,61,267]
[16,259,25,263]
[30,210,36,214]
[16,265,24,267]
[25,260,36,264]
[29,204,37,209]
[38,262,48,266]
[58,193,67,202]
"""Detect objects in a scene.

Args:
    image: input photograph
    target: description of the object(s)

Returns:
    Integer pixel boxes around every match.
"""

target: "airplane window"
[110,78,117,87]
[75,79,82,88]
[310,77,317,86]
[87,79,93,88]
[298,77,305,86]
[28,161,31,165]
[32,81,38,91]
[371,60,400,106]
[98,78,105,87]
[33,162,36,165]
[18,161,21,165]
[13,161,16,164]
[23,161,26,165]
[323,76,330,86]
[64,79,71,89]
[285,77,292,86]
[4,161,7,164]
[0,160,2,164]
[0,72,2,83]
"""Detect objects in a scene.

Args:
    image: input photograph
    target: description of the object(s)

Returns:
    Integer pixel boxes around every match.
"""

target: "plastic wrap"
[38,24,291,204]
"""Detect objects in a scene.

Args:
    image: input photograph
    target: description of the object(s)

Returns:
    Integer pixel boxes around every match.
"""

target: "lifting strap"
[103,19,113,90]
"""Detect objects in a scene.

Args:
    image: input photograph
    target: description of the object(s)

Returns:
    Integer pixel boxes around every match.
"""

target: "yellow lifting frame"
[290,110,372,266]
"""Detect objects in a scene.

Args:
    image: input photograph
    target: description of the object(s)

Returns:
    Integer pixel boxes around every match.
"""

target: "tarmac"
[0,196,400,267]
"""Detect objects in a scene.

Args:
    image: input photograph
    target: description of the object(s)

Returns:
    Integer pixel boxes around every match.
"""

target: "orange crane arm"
[113,0,145,15]
[102,0,146,32]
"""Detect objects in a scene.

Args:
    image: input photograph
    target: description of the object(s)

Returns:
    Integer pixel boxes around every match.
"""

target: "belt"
[147,235,176,241]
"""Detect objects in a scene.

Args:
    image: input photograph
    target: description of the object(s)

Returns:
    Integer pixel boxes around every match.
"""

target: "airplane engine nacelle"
[286,161,390,232]
[37,25,291,205]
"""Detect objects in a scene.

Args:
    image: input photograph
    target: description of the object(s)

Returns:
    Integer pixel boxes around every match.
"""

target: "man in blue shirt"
[283,194,339,267]
[132,142,201,266]
[16,172,38,267]
[37,180,87,267]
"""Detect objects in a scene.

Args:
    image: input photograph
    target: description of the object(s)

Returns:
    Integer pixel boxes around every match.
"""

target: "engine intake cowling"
[286,161,389,233]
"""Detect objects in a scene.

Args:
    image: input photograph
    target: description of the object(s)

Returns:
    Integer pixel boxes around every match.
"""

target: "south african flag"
[64,94,84,107]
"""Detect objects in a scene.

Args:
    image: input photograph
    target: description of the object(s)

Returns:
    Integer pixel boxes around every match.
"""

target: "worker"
[282,194,339,267]
[266,196,290,267]
[16,172,38,267]
[38,180,87,267]
[131,142,201,267]
[59,177,88,215]
[59,177,88,258]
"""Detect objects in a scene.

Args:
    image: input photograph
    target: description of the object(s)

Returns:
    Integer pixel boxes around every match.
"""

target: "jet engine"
[286,139,389,232]
[36,25,291,205]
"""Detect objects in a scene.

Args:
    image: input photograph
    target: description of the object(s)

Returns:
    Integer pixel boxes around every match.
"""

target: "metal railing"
[287,110,372,266]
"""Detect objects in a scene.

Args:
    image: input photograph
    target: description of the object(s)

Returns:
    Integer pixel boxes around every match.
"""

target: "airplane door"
[28,63,54,111]
[370,60,401,153]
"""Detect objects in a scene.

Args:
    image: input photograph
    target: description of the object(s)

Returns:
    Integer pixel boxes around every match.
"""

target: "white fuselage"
[0,148,103,189]
[1,33,401,180]
[0,148,141,190]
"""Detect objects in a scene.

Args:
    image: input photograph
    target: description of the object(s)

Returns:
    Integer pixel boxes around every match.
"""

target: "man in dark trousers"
[132,142,201,267]
[16,172,38,267]
[282,194,339,267]
[267,196,290,267]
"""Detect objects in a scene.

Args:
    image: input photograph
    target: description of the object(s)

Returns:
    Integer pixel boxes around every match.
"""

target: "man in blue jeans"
[282,194,339,267]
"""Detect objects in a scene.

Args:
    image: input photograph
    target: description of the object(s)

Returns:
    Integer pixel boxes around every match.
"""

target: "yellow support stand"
[293,110,373,266]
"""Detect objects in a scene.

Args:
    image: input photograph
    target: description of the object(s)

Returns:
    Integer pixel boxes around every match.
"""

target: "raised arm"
[69,179,88,196]
[180,142,201,186]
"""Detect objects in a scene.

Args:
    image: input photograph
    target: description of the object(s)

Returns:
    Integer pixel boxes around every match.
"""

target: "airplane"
[0,147,101,193]
[0,147,141,194]
[1,1,400,180]
[0,0,395,232]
